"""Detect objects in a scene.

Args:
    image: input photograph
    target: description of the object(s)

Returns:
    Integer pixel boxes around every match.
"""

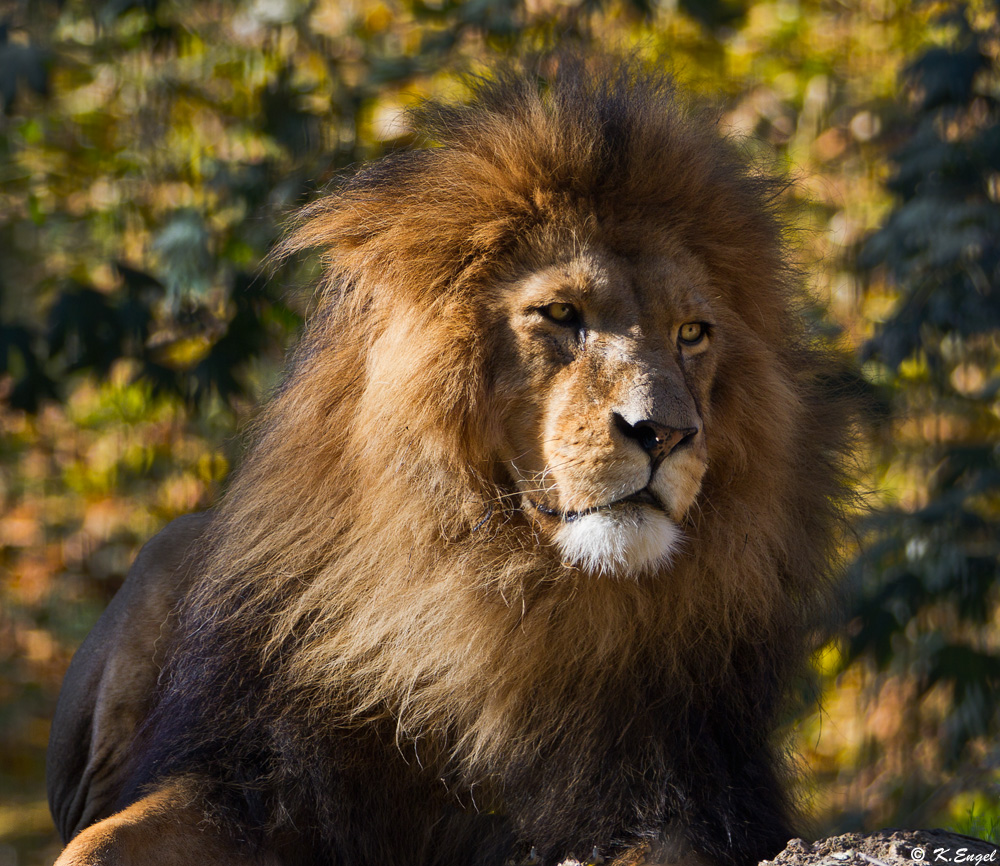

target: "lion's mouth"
[527,488,662,523]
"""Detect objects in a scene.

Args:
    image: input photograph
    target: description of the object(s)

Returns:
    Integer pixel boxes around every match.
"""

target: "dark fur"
[114,57,856,866]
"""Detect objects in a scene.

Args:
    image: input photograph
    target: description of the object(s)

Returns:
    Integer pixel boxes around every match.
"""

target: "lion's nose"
[614,415,698,465]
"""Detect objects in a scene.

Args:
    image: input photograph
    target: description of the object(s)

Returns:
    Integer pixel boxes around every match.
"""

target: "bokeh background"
[2,0,1000,863]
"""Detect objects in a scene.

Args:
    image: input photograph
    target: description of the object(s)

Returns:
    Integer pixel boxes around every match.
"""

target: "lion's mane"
[127,58,857,866]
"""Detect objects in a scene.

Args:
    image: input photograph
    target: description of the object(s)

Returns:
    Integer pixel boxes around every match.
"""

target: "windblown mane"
[132,56,856,855]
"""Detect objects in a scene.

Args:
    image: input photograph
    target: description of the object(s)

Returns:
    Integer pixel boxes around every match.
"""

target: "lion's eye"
[678,322,707,345]
[539,302,581,325]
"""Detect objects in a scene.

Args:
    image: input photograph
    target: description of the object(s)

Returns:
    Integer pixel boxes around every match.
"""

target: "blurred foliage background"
[1,0,1000,863]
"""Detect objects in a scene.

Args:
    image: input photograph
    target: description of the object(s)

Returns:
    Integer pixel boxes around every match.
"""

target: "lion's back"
[47,511,210,841]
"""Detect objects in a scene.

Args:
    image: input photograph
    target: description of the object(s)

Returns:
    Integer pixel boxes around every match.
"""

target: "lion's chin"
[554,504,680,576]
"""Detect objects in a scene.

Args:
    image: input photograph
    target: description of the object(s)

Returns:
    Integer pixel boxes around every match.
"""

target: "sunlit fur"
[126,56,859,866]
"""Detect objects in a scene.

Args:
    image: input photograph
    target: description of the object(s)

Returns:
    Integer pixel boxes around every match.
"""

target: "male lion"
[48,58,857,866]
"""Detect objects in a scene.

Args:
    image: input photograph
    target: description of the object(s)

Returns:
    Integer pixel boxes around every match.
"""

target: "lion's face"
[491,241,718,577]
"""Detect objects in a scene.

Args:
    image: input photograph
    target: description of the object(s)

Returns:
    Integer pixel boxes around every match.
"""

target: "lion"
[48,57,857,866]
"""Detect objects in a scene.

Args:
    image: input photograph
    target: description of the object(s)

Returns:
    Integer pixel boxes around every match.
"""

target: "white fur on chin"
[554,505,680,576]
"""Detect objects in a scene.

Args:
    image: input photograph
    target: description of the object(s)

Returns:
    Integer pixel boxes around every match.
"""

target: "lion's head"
[255,58,838,593]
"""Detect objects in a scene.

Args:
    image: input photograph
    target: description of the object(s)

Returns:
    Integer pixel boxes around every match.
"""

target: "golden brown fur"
[50,56,857,866]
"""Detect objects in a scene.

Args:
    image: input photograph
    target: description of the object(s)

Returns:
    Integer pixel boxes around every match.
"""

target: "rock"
[760,829,999,866]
